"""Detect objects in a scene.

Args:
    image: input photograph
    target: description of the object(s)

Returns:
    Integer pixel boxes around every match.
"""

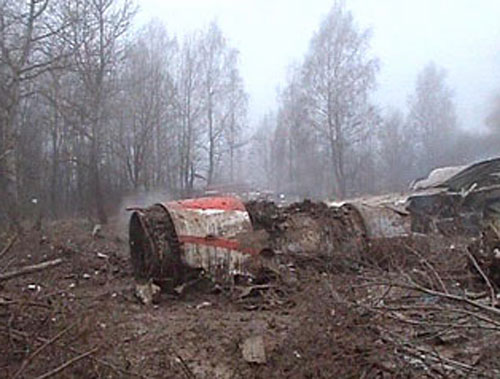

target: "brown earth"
[1,202,500,378]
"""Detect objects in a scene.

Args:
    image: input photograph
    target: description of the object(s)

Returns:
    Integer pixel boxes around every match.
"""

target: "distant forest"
[1,0,499,225]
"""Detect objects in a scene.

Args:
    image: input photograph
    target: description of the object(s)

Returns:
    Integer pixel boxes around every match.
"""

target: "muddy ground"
[1,202,500,378]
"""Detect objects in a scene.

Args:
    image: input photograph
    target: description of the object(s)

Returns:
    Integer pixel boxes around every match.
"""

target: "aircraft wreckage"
[129,157,500,302]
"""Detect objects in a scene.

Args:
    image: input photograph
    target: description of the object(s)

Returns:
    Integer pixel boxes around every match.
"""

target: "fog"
[3,3,500,376]
[138,0,500,130]
[1,0,500,224]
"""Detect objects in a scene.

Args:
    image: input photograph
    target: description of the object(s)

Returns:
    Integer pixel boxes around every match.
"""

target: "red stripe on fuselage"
[179,235,259,256]
[166,197,247,212]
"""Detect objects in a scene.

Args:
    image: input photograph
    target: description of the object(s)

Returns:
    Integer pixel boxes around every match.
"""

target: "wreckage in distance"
[128,157,500,299]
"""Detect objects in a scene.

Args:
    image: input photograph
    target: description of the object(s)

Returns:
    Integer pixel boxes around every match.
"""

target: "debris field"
[2,159,500,378]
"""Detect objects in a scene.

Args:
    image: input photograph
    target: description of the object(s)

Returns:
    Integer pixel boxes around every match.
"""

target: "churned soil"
[1,203,500,378]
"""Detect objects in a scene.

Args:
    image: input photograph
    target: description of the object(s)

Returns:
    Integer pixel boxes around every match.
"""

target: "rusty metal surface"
[157,197,258,281]
[129,205,183,285]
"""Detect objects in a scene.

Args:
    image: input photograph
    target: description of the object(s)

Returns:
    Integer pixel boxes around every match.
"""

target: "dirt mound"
[246,200,365,271]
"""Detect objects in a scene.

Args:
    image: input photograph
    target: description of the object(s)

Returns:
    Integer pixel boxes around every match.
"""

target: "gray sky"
[137,0,500,131]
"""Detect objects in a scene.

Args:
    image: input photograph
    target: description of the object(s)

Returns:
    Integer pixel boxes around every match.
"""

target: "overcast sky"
[137,0,500,131]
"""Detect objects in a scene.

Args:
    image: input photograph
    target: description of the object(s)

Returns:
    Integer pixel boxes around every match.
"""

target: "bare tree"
[200,22,247,186]
[407,62,458,175]
[62,0,135,223]
[112,20,176,192]
[301,2,379,199]
[202,22,225,186]
[248,113,275,189]
[0,7,250,223]
[377,109,414,191]
[167,22,248,194]
[274,64,326,198]
[267,3,380,199]
[223,50,248,184]
[0,0,74,224]
[175,32,205,194]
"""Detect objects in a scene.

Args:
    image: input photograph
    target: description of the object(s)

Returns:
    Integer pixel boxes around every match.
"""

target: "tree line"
[248,3,499,200]
[1,0,498,226]
[0,0,247,225]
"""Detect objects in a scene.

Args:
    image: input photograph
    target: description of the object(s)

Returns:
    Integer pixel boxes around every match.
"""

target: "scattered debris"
[5,159,500,377]
[408,157,500,235]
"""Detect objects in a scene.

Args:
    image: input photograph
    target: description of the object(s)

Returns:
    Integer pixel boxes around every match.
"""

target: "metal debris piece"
[27,284,41,292]
[195,301,212,310]
[129,197,270,289]
[411,166,466,190]
[158,197,257,279]
[135,281,161,305]
[340,195,411,239]
[127,158,500,300]
[240,335,267,364]
[334,158,500,240]
[92,224,102,239]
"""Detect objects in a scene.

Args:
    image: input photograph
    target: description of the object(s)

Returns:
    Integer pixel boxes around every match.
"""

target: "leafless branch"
[0,234,18,261]
[34,347,98,379]
[12,322,77,379]
[464,247,497,307]
[0,258,63,282]
[404,243,448,294]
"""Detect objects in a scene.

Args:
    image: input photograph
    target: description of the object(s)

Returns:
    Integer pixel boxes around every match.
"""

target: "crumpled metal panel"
[411,157,500,192]
[440,157,500,192]
[340,200,411,239]
[158,197,257,280]
[411,166,465,190]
